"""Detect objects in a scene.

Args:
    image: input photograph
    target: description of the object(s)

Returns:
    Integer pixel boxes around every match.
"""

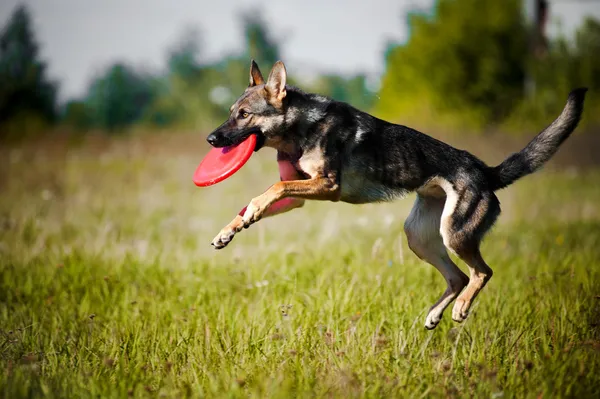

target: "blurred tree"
[167,27,202,80]
[308,74,375,111]
[510,16,600,130]
[144,28,205,127]
[84,63,156,132]
[531,0,549,59]
[243,13,280,69]
[143,29,230,129]
[0,5,57,137]
[573,17,600,90]
[143,13,284,131]
[375,0,528,130]
[63,100,90,130]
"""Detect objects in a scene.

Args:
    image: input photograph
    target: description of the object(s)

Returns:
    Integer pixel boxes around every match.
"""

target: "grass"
[1,133,599,398]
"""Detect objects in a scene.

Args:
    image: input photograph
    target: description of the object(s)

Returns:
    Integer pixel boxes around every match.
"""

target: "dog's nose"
[206,134,218,146]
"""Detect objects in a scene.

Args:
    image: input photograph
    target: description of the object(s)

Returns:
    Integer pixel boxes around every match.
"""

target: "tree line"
[0,1,598,140]
[375,0,600,132]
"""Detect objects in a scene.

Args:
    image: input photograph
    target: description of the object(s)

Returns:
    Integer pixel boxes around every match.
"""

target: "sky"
[1,0,599,101]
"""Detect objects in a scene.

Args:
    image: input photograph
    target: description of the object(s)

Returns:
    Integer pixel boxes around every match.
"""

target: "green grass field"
[1,133,600,398]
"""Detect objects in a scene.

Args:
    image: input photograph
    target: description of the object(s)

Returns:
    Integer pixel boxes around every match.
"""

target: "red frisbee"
[193,134,257,187]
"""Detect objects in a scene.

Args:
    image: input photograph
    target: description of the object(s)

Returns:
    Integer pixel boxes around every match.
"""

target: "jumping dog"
[206,60,587,329]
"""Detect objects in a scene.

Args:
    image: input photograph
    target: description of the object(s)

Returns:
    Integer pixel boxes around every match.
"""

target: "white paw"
[425,309,443,330]
[211,226,237,249]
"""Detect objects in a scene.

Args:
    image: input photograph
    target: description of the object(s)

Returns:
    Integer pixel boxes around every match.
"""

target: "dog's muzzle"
[206,124,264,150]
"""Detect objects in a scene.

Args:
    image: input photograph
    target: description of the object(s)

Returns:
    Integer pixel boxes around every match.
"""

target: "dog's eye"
[239,111,249,119]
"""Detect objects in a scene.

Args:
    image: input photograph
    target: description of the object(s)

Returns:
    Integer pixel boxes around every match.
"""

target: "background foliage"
[0,1,598,136]
[0,6,57,139]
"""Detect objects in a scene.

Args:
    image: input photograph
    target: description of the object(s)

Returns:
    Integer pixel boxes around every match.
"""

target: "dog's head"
[206,60,288,150]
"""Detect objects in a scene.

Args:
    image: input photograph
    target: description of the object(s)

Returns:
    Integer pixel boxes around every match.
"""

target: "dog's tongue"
[193,134,257,187]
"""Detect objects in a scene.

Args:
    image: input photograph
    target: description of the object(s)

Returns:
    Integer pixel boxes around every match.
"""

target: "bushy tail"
[489,88,588,190]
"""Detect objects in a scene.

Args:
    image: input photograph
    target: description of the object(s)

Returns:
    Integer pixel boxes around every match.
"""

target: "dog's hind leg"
[404,195,469,330]
[437,183,500,323]
[451,248,493,322]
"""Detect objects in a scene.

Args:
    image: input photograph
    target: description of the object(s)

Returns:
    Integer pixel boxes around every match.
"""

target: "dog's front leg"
[241,176,340,228]
[211,176,338,249]
[211,155,312,249]
[211,198,305,249]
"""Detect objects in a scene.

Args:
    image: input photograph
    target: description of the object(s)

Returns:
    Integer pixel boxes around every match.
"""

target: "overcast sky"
[1,0,599,101]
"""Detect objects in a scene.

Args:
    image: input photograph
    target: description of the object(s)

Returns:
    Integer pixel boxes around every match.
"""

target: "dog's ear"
[249,60,264,87]
[265,61,287,103]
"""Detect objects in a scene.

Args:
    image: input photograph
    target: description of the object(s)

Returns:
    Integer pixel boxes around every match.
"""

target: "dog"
[206,60,587,329]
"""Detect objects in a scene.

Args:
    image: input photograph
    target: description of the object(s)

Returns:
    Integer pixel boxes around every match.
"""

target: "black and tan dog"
[206,60,587,329]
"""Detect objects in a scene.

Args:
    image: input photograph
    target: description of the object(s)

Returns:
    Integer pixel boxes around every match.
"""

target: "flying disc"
[193,134,257,187]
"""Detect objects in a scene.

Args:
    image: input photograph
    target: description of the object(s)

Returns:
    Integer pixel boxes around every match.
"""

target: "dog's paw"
[425,310,442,330]
[242,200,266,228]
[211,221,243,249]
[211,227,235,249]
[451,299,469,323]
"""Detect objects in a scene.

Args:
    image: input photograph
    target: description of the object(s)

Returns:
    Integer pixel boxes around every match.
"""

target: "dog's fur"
[207,60,587,329]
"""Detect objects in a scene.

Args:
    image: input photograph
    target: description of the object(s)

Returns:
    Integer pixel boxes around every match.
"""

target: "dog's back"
[298,88,587,204]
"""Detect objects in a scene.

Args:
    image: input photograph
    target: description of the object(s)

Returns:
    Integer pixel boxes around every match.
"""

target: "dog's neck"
[274,88,331,150]
[286,88,330,125]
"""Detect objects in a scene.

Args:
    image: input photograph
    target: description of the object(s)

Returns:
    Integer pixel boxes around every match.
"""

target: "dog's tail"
[489,88,587,191]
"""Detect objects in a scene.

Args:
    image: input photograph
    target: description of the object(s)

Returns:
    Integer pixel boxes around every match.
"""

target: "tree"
[511,16,600,129]
[84,63,156,131]
[375,0,528,130]
[0,5,57,134]
[143,28,228,129]
[243,13,280,68]
[63,100,90,130]
[307,74,375,111]
[573,17,600,91]
[167,27,202,80]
